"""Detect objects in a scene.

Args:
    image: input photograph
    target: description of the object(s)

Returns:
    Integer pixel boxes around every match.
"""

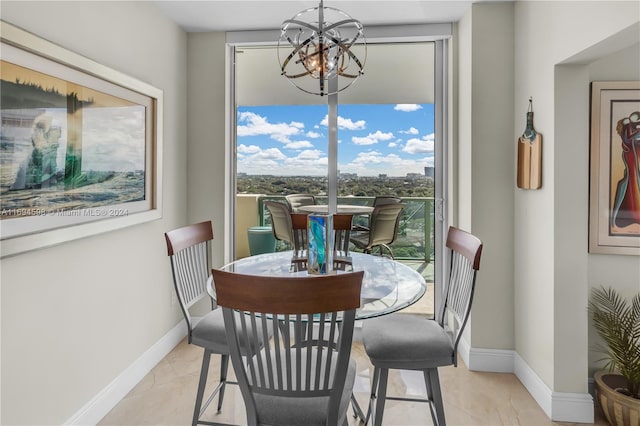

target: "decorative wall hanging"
[589,81,640,255]
[517,98,542,189]
[0,21,163,257]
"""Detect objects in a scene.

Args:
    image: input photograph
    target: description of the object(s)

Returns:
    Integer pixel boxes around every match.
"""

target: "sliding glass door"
[228,35,449,318]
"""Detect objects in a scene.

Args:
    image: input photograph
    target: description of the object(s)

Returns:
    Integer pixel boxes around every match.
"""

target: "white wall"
[456,3,516,352]
[0,2,188,424]
[186,32,227,264]
[513,0,640,395]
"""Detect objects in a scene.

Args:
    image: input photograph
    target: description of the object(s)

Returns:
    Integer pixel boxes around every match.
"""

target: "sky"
[237,103,435,177]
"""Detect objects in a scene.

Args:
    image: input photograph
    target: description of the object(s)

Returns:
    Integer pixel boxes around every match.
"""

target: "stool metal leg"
[373,368,389,426]
[217,354,229,412]
[425,368,446,426]
[193,350,212,426]
[364,367,380,425]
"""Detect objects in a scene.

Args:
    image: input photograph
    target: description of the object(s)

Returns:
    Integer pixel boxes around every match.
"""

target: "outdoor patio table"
[296,204,374,216]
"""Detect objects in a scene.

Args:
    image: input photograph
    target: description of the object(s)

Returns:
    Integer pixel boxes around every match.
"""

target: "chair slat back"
[290,213,309,251]
[170,242,210,308]
[165,221,214,336]
[441,226,483,360]
[213,270,363,424]
[368,203,405,247]
[333,214,353,254]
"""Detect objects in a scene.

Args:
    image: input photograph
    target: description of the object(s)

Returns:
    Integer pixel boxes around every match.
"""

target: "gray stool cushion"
[252,356,356,426]
[363,314,454,369]
[191,309,228,353]
[192,309,271,355]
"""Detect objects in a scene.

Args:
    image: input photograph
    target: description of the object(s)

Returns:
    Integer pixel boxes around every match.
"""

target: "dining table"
[208,250,426,421]
[208,250,426,320]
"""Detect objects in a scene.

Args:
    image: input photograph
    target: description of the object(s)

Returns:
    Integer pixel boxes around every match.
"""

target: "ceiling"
[153,1,479,32]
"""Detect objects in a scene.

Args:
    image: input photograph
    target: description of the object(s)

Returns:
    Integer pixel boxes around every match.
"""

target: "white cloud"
[237,111,304,143]
[282,150,327,174]
[285,140,314,150]
[400,127,419,135]
[296,149,323,159]
[320,114,366,130]
[257,147,288,160]
[341,150,434,176]
[352,130,394,146]
[237,145,328,176]
[306,131,321,138]
[388,142,398,148]
[402,133,435,154]
[394,104,423,112]
[237,144,261,154]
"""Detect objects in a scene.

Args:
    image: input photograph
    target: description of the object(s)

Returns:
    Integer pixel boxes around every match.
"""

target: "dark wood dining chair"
[165,221,272,425]
[164,221,231,425]
[333,214,354,254]
[290,212,309,251]
[292,212,353,254]
[361,226,483,426]
[212,269,364,426]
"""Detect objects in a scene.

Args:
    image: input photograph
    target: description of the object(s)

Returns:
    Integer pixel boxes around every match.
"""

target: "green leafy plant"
[589,286,640,399]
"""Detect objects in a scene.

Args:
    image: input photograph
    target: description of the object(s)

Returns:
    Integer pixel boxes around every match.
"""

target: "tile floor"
[99,337,606,426]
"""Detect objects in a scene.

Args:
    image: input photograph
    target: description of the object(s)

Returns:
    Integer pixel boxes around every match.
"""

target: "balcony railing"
[249,195,434,263]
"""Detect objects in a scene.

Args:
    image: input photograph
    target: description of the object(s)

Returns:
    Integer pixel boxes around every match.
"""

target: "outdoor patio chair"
[350,203,405,259]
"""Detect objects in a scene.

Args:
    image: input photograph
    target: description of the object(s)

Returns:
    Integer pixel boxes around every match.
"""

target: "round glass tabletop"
[210,251,426,320]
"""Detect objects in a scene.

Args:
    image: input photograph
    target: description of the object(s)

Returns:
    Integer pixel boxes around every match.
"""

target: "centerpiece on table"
[307,214,334,275]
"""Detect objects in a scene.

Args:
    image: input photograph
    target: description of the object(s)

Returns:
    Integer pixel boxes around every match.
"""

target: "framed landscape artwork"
[589,81,640,255]
[0,21,163,257]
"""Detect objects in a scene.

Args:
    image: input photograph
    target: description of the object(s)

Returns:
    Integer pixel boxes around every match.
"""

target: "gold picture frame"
[589,81,640,255]
[0,21,163,257]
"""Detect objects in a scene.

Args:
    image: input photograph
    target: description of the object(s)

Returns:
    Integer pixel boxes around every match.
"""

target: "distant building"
[424,166,434,178]
[406,173,424,180]
[237,172,247,177]
[339,172,358,179]
[378,174,387,179]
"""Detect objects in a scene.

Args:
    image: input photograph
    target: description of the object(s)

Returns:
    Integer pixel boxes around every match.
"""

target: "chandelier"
[278,0,366,96]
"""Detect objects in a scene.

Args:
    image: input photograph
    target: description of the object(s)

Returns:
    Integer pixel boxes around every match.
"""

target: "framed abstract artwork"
[589,81,640,255]
[0,21,163,257]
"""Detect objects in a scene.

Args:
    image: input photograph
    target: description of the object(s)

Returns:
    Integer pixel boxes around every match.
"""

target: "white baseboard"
[64,321,188,425]
[458,337,514,373]
[459,337,594,423]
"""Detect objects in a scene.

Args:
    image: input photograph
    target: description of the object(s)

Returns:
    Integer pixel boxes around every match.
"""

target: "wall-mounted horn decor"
[517,97,542,189]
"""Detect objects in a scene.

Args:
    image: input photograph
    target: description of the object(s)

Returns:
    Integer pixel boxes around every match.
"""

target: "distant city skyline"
[236,103,434,177]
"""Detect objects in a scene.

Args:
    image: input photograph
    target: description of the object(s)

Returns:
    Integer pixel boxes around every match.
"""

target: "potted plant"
[589,286,640,425]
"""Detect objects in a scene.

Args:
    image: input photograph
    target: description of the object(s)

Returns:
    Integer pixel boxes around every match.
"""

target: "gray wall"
[0,2,188,424]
